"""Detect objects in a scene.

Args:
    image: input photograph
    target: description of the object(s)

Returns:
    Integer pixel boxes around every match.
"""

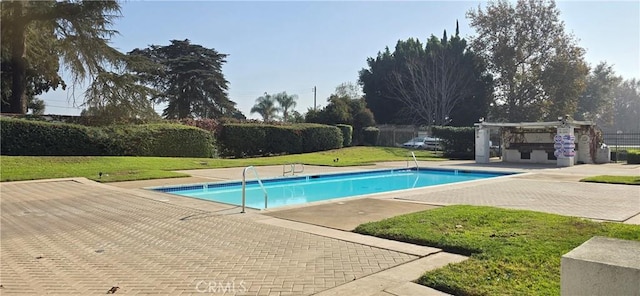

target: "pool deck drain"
[1,161,638,295]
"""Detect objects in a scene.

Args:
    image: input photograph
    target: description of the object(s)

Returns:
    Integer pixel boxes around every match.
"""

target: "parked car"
[402,137,442,150]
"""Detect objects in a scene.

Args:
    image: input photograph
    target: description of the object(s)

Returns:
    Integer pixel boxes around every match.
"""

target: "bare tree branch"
[386,47,474,126]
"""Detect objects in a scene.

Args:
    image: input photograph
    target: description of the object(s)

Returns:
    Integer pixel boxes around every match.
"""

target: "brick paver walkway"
[397,177,640,221]
[0,180,416,295]
[2,162,638,295]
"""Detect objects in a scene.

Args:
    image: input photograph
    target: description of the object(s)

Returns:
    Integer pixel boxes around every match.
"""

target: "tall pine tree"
[129,39,238,119]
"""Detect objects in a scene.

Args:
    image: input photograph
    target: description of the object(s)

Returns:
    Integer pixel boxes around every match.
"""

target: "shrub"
[335,124,353,147]
[152,125,212,157]
[432,126,475,159]
[217,124,267,157]
[300,124,343,153]
[627,150,640,164]
[0,118,213,157]
[179,118,220,133]
[102,124,213,157]
[611,150,628,162]
[0,117,113,156]
[362,127,380,146]
[179,118,220,157]
[217,123,342,157]
[353,109,376,144]
[265,125,304,155]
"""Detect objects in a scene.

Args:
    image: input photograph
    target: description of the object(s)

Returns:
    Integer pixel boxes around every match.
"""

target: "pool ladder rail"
[407,151,419,172]
[241,166,268,213]
[283,163,304,176]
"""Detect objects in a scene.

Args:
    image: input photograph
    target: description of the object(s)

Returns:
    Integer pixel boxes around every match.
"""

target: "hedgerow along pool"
[152,168,514,210]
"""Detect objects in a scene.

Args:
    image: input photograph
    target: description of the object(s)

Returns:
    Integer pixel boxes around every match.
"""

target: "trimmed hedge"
[628,150,640,164]
[336,124,353,147]
[0,117,114,156]
[432,126,475,159]
[300,124,343,153]
[102,124,213,157]
[217,123,342,157]
[0,118,213,157]
[218,124,267,157]
[265,125,304,155]
[362,127,380,146]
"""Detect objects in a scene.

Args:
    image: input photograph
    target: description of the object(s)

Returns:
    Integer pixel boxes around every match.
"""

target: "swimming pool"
[153,168,514,209]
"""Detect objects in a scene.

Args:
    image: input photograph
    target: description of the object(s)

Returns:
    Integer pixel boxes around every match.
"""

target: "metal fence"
[602,132,640,149]
[376,125,430,147]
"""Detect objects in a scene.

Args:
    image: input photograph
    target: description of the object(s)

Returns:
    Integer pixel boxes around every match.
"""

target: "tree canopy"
[249,91,299,122]
[128,39,238,119]
[611,79,640,133]
[250,93,279,122]
[1,0,123,114]
[575,62,621,124]
[467,0,588,122]
[359,23,492,126]
[273,92,298,122]
[306,83,376,144]
[81,70,160,124]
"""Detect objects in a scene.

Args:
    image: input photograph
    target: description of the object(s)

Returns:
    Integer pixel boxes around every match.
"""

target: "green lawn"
[354,205,640,296]
[580,175,640,185]
[0,147,441,182]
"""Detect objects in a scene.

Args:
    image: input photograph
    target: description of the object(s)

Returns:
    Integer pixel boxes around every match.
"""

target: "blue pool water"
[153,168,513,209]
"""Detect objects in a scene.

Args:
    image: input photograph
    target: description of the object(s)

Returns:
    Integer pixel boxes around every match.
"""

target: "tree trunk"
[8,2,27,114]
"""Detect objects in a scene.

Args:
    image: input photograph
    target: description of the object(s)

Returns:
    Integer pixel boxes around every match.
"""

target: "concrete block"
[561,236,640,296]
[595,147,611,164]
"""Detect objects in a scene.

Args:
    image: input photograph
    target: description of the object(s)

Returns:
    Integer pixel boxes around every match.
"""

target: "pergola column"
[475,125,491,163]
[555,125,576,167]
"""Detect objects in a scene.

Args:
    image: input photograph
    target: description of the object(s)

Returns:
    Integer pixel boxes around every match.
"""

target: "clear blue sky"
[42,1,640,118]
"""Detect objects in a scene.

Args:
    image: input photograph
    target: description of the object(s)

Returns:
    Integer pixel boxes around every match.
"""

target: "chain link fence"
[376,125,431,147]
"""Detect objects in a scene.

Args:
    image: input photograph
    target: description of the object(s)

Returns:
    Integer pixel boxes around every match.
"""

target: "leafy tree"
[1,22,65,113]
[540,41,589,121]
[575,62,621,124]
[334,82,362,100]
[467,0,588,122]
[273,91,298,122]
[250,93,279,122]
[360,23,491,126]
[611,79,640,133]
[229,109,247,120]
[306,84,376,144]
[80,102,160,125]
[286,110,305,123]
[1,0,122,114]
[81,71,160,124]
[128,39,238,119]
[359,48,405,124]
[388,28,492,126]
[26,97,45,115]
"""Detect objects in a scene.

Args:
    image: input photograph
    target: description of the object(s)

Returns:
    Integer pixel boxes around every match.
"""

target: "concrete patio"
[1,161,638,295]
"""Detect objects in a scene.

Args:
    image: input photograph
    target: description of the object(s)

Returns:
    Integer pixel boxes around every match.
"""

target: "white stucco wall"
[562,237,640,296]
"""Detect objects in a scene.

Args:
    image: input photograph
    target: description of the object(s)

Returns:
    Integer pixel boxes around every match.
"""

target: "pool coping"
[144,166,525,212]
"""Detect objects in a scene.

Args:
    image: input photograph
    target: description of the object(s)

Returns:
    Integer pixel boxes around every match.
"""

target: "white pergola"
[474,119,597,167]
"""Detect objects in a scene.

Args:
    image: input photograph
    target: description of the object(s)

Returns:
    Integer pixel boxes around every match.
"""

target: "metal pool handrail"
[283,163,305,176]
[241,166,268,213]
[408,151,419,172]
